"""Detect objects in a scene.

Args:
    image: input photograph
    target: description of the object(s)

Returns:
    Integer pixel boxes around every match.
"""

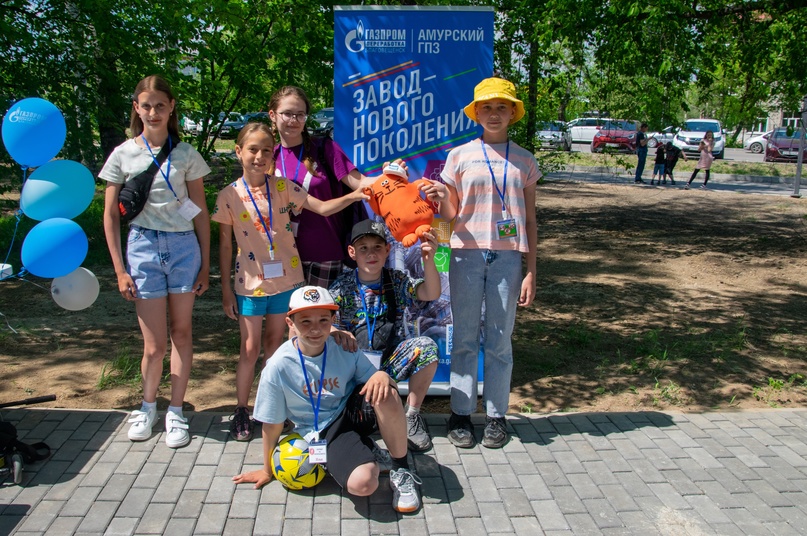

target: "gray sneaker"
[447,412,476,448]
[390,468,422,513]
[372,444,393,474]
[406,412,432,452]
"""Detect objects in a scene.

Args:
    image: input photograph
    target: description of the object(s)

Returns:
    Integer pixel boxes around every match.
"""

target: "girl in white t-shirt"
[420,77,540,450]
[212,122,366,441]
[100,75,211,449]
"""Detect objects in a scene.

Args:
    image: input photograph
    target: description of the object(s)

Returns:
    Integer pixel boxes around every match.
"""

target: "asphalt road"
[571,143,765,163]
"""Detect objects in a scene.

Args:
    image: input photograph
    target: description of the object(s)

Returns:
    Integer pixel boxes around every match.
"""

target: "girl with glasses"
[268,86,373,289]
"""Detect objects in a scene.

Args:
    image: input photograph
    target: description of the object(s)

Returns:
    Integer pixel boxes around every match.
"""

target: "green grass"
[96,345,171,390]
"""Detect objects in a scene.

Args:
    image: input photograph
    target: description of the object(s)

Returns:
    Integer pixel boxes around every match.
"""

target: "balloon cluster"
[2,98,100,311]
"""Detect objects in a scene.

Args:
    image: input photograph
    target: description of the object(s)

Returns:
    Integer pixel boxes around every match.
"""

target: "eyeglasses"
[277,112,308,122]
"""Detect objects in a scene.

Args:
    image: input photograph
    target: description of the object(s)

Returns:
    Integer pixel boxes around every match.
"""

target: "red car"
[764,127,807,162]
[590,120,639,153]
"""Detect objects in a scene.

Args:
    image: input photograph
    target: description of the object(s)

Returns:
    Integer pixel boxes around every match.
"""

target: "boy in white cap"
[232,285,421,513]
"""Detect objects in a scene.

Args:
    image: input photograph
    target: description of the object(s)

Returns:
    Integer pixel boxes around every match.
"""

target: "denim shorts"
[127,225,201,299]
[236,289,295,316]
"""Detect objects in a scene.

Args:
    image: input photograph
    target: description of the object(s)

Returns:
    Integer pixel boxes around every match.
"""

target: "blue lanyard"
[242,176,274,259]
[295,338,327,432]
[280,145,305,185]
[480,138,510,218]
[356,270,383,346]
[141,135,175,199]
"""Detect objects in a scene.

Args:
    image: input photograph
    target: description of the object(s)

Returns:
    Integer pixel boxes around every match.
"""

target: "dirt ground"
[1,181,806,416]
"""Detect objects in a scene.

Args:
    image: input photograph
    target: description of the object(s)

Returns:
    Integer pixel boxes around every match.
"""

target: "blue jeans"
[448,249,522,418]
[127,226,201,299]
[635,148,648,181]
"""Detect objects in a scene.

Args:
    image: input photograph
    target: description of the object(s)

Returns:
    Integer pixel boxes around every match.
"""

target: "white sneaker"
[127,406,157,441]
[164,410,190,448]
[390,468,422,513]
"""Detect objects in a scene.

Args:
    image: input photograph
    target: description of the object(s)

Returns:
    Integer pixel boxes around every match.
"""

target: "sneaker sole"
[165,436,190,449]
[481,437,507,449]
[407,438,433,452]
[127,429,153,441]
[448,435,476,449]
[394,503,420,513]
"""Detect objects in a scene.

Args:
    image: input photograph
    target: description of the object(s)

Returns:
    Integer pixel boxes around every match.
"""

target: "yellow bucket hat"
[463,77,526,125]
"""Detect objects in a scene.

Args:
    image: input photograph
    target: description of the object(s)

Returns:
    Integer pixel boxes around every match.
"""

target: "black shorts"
[320,384,380,489]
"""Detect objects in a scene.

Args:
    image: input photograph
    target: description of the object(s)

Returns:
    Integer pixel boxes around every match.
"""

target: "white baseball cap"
[287,286,339,316]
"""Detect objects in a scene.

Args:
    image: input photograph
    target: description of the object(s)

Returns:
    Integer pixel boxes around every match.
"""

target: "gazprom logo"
[6,106,44,124]
[345,20,365,53]
[345,19,406,54]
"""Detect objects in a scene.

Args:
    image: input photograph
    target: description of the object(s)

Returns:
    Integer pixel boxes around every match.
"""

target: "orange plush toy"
[363,163,434,247]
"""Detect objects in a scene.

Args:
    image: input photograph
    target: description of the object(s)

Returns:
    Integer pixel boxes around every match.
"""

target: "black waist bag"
[118,136,178,222]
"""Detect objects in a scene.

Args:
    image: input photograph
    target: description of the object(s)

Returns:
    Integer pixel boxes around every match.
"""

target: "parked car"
[764,127,807,162]
[180,116,198,134]
[307,107,334,137]
[535,121,571,151]
[244,111,270,124]
[647,126,677,148]
[196,112,246,139]
[590,120,638,153]
[566,117,610,143]
[672,118,725,159]
[744,130,773,154]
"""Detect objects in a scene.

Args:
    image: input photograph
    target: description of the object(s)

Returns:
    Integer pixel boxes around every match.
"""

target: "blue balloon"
[21,160,95,221]
[2,98,67,168]
[21,218,88,278]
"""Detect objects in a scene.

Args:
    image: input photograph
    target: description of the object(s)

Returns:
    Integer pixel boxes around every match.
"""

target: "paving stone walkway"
[2,408,807,535]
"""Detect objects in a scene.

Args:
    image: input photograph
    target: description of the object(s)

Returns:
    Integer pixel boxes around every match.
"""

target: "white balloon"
[51,267,100,311]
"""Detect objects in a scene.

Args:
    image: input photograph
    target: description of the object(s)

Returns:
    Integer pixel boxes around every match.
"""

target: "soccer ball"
[271,433,326,490]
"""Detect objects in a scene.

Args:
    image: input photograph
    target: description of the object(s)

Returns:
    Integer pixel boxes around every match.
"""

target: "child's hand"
[360,371,394,405]
[518,272,536,307]
[419,229,439,261]
[419,179,447,203]
[330,329,357,352]
[232,469,273,490]
[349,188,370,202]
[222,291,238,320]
[382,158,408,176]
[116,272,138,301]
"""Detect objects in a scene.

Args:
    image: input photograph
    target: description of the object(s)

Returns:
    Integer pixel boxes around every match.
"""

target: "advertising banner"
[334,6,494,394]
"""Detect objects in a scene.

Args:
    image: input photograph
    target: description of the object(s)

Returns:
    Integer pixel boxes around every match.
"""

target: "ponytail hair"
[130,75,180,139]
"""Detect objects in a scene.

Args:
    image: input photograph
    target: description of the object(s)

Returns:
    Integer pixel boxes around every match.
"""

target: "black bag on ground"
[118,135,179,222]
[0,420,50,464]
[316,134,370,269]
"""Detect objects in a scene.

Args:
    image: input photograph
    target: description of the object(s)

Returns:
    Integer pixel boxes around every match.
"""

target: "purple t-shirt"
[273,138,356,263]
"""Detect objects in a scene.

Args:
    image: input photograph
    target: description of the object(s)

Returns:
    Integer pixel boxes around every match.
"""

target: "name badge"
[497,219,518,239]
[178,198,202,221]
[262,261,284,279]
[308,440,328,464]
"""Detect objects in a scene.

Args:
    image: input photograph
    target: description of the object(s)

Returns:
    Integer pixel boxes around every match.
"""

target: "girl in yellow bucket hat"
[419,77,539,449]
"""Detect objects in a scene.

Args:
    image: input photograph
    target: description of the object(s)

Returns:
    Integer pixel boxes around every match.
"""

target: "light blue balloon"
[21,160,95,221]
[21,218,88,278]
[2,98,67,168]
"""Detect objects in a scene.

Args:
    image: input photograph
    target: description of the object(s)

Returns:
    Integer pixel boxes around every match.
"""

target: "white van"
[566,117,611,143]
[672,119,725,159]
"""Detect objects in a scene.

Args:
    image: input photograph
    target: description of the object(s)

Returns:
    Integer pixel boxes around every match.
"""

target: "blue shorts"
[127,225,201,299]
[653,164,665,175]
[236,289,295,316]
